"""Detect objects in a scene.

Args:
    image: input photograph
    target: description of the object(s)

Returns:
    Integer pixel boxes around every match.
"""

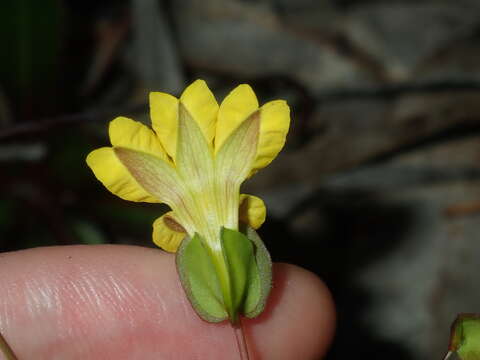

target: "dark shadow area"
[262,188,416,359]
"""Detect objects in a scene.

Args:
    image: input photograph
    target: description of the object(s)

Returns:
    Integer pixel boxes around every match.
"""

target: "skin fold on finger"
[0,245,335,360]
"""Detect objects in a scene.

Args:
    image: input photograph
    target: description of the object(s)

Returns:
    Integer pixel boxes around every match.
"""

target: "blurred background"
[2,0,480,358]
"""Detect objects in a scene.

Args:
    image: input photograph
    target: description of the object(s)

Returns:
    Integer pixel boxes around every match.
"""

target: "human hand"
[0,245,335,359]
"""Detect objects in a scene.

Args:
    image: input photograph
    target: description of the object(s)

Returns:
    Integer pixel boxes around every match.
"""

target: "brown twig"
[445,200,480,218]
[2,80,480,140]
[0,103,146,140]
[443,351,453,360]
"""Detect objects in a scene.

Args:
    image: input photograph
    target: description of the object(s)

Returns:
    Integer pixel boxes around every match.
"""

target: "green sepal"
[218,226,273,322]
[242,226,272,318]
[448,314,480,360]
[175,227,272,324]
[221,227,256,323]
[176,233,228,322]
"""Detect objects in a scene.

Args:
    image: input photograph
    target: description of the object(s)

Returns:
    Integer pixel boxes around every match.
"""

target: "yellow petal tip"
[86,147,159,203]
[239,194,266,229]
[153,212,186,252]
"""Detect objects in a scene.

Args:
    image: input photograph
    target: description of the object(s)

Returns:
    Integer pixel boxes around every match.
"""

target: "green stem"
[0,331,17,360]
[233,318,250,360]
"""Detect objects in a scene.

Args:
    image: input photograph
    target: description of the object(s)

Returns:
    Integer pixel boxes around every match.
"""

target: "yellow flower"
[86,80,290,254]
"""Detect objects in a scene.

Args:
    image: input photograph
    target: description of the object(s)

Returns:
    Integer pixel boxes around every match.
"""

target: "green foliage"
[448,314,480,360]
[71,219,106,245]
[0,200,15,234]
[0,0,62,99]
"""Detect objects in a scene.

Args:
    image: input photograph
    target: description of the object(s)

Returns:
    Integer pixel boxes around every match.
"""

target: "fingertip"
[245,263,336,360]
[0,246,335,360]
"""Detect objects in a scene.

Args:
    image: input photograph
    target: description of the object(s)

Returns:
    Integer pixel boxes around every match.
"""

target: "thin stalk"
[0,331,17,360]
[233,318,250,360]
[443,351,454,360]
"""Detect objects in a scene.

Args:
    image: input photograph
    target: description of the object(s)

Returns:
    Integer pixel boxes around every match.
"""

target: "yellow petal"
[152,211,186,253]
[149,91,179,159]
[180,80,219,146]
[250,100,290,176]
[109,116,168,161]
[215,84,259,152]
[113,147,199,236]
[176,103,215,182]
[239,194,266,229]
[86,147,159,203]
[215,111,260,229]
[175,103,219,237]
